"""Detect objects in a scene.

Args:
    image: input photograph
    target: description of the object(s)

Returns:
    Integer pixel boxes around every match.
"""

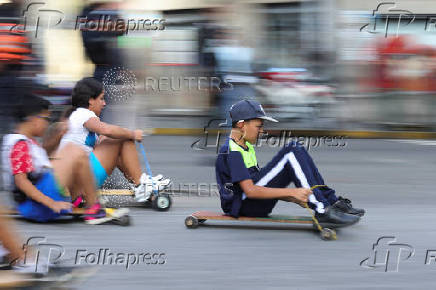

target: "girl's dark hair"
[13,93,51,122]
[63,77,103,119]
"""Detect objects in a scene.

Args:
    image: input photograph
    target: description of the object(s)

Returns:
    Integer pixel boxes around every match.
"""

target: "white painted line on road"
[388,140,436,146]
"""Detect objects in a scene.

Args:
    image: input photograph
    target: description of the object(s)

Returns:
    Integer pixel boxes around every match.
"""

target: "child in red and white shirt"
[2,94,104,222]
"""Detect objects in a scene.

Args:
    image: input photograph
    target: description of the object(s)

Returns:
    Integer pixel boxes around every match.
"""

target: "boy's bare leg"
[51,143,98,206]
[0,208,24,264]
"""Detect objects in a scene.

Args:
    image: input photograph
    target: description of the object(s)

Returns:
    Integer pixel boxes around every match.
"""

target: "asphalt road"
[3,137,436,289]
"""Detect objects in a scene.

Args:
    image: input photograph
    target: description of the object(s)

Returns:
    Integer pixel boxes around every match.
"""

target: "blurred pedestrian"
[0,0,31,135]
[213,29,257,124]
[80,0,125,122]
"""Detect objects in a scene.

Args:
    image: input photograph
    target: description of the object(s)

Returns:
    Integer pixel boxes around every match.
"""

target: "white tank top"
[59,108,99,154]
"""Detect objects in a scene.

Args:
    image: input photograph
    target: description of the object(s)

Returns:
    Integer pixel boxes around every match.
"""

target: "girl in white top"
[59,77,170,202]
[60,107,99,154]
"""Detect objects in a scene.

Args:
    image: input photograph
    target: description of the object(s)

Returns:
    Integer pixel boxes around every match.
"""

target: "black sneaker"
[332,196,365,217]
[315,206,360,228]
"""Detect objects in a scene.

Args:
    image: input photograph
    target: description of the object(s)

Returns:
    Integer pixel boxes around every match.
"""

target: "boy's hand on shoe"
[49,201,72,213]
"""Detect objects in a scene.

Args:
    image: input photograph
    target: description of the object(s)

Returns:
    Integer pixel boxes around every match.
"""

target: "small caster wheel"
[116,215,131,226]
[185,216,199,229]
[198,219,206,224]
[152,193,172,211]
[320,228,337,240]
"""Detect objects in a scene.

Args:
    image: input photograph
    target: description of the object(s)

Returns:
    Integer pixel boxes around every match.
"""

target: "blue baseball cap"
[229,99,278,123]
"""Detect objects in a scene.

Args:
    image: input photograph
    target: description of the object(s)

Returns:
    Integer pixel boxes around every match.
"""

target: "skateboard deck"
[0,264,97,289]
[185,211,314,227]
[0,271,30,288]
[2,207,130,226]
[185,211,351,229]
[185,211,343,240]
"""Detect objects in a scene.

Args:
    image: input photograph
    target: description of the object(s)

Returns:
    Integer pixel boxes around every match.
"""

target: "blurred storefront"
[336,0,436,129]
[14,0,436,130]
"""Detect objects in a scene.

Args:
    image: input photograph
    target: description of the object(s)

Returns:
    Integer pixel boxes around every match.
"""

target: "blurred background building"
[1,0,436,132]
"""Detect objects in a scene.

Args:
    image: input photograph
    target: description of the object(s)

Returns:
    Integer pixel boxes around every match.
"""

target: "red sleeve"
[10,140,33,175]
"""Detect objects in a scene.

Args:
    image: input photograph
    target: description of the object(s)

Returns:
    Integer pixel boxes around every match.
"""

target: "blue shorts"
[17,171,71,222]
[89,152,108,188]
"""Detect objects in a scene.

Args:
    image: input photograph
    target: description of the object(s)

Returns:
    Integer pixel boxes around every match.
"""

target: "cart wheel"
[118,215,131,226]
[320,228,337,240]
[152,193,172,211]
[185,216,199,229]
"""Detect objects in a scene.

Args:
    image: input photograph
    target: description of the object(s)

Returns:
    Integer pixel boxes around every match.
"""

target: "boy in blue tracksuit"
[215,99,364,226]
